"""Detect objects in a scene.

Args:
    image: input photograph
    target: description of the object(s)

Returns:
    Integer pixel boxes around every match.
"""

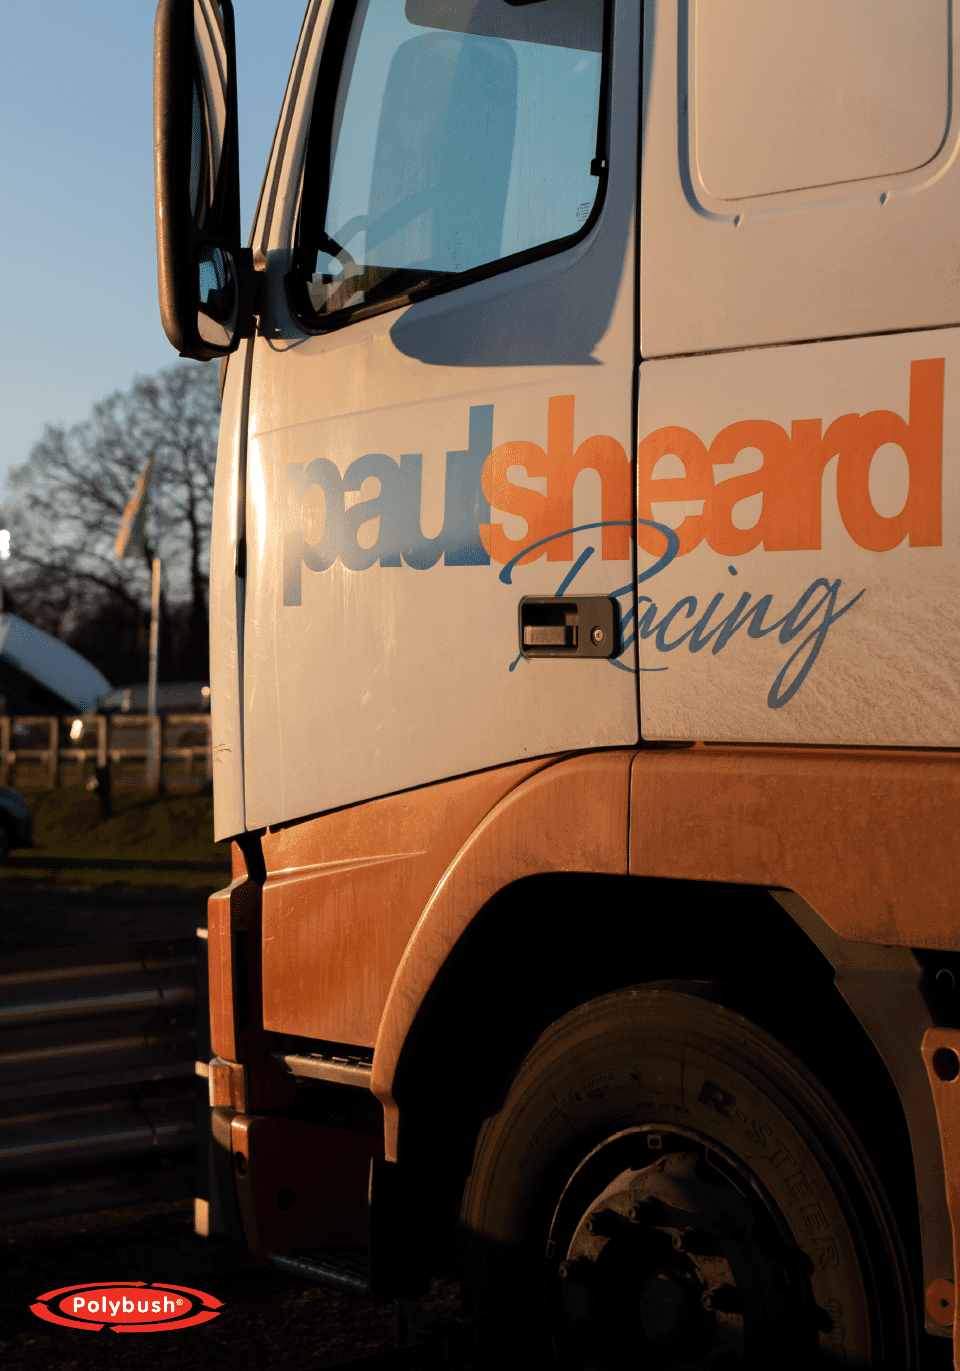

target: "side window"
[290,0,606,328]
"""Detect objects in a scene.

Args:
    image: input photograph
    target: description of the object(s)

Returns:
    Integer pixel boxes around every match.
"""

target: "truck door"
[238,0,641,830]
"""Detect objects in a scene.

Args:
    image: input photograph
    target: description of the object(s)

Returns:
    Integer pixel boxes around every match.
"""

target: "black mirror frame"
[154,0,249,361]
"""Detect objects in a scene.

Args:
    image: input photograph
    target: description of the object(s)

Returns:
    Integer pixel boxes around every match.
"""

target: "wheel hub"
[639,1273,701,1344]
[549,1129,818,1368]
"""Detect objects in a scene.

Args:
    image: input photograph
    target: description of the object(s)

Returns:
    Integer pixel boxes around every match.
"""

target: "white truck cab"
[155,3,960,1365]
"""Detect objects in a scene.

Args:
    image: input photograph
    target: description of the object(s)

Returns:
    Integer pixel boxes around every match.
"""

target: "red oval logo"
[30,1282,222,1332]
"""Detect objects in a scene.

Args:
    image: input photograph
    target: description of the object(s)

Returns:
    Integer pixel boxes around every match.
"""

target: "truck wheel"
[460,983,915,1369]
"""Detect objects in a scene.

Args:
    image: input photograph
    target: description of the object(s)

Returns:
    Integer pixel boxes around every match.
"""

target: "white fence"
[0,714,211,790]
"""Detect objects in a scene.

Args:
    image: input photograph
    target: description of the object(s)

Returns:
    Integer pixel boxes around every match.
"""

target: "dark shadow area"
[0,1203,464,1371]
[394,875,945,1364]
[2,854,228,875]
[0,885,209,955]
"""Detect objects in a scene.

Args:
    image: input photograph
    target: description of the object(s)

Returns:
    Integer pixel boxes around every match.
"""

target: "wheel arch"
[376,867,951,1337]
[370,749,634,1150]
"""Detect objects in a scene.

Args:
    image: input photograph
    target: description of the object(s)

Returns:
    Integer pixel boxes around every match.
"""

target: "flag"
[114,457,153,559]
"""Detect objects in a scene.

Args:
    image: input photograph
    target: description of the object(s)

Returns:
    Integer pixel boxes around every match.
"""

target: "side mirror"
[154,0,251,360]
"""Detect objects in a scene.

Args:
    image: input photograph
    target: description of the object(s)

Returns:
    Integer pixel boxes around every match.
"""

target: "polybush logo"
[30,1281,222,1332]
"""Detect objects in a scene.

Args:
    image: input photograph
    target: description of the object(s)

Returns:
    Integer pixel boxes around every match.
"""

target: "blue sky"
[0,1,307,490]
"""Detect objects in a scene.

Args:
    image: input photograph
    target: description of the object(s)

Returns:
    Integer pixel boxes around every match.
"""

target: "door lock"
[519,597,619,659]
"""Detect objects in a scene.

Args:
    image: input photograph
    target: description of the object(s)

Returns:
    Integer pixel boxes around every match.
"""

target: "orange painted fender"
[371,750,632,1160]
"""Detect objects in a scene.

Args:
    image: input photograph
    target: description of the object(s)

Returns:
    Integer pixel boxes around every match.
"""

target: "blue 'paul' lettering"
[283,407,492,605]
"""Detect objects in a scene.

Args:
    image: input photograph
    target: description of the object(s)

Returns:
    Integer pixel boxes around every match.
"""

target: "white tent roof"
[0,615,111,713]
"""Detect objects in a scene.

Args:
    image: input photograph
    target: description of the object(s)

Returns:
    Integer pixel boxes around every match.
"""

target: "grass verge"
[3,788,231,889]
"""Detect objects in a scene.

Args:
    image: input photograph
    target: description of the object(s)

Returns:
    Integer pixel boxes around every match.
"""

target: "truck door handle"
[524,622,578,649]
[518,597,619,659]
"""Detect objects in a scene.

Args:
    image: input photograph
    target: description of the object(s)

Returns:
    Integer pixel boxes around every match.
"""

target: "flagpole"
[0,529,9,614]
[115,452,160,789]
[146,557,161,787]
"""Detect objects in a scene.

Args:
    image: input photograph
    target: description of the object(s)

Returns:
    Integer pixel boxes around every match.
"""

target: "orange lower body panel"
[213,744,960,1156]
[229,1112,381,1263]
[257,757,554,1047]
[630,744,960,948]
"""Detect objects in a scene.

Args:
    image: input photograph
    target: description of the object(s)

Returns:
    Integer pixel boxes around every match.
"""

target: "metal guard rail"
[0,933,206,1226]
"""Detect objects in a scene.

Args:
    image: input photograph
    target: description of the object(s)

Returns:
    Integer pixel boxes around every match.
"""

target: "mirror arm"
[236,248,264,337]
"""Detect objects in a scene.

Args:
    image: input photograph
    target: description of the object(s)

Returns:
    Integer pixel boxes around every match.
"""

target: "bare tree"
[1,363,220,684]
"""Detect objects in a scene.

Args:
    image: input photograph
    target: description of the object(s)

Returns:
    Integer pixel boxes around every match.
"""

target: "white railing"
[0,714,211,790]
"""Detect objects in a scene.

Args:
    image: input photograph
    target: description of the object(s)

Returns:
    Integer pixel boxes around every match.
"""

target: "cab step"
[268,1245,372,1297]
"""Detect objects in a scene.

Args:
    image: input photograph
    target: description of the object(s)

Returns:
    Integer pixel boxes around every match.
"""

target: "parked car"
[0,787,32,861]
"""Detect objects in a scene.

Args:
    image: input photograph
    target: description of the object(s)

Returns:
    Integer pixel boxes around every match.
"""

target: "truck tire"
[460,983,915,1369]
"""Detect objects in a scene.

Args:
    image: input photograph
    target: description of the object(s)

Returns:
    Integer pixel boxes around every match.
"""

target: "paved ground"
[1,885,466,1368]
[0,883,211,954]
[0,1201,465,1371]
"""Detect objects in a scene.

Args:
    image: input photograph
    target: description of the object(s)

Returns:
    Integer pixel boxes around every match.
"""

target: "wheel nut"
[584,1208,621,1237]
[558,1258,593,1286]
[627,1196,660,1224]
[672,1226,709,1254]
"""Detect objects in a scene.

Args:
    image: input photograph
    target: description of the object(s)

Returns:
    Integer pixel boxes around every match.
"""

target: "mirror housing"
[154,0,252,360]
